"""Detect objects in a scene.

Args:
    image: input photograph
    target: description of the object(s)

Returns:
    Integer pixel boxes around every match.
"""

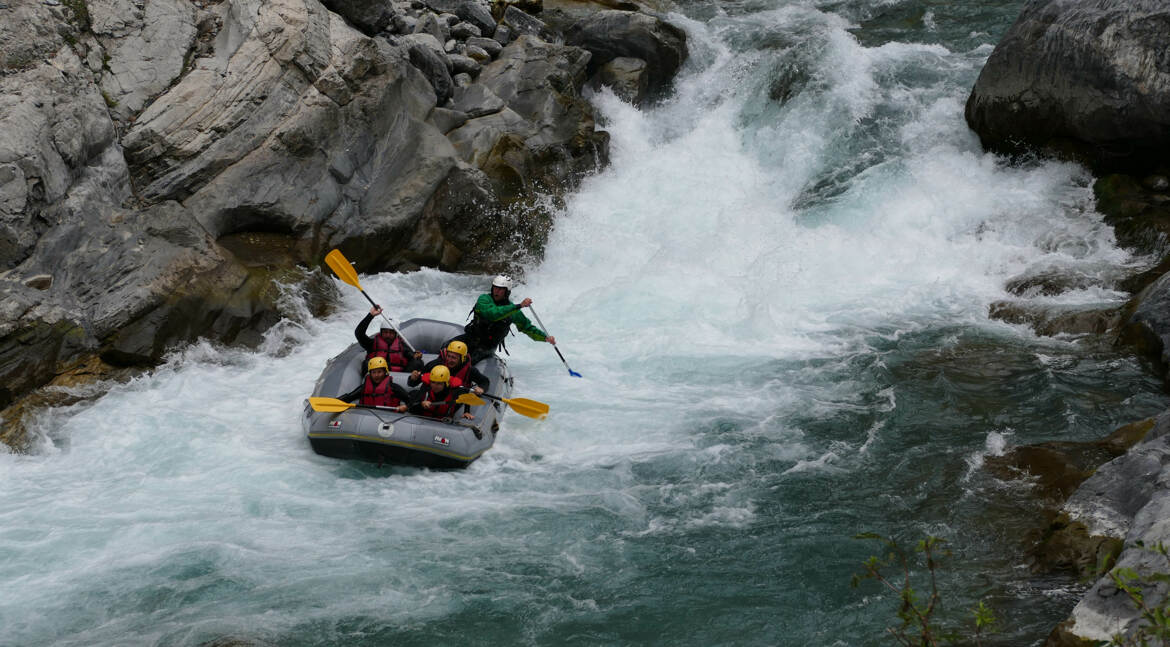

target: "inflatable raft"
[301,318,513,468]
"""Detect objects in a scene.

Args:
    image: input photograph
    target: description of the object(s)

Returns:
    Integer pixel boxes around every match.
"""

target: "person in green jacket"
[450,275,556,363]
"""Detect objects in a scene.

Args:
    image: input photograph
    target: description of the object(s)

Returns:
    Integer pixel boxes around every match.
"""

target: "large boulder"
[564,8,686,102]
[451,35,608,203]
[1120,269,1170,379]
[965,0,1170,173]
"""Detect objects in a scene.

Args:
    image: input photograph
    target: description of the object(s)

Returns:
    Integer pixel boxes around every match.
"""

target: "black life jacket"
[360,374,400,407]
[465,304,513,355]
[368,333,409,371]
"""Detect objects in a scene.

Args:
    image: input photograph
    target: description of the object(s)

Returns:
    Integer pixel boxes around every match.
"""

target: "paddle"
[323,249,417,354]
[457,392,550,420]
[527,306,582,378]
[309,397,406,413]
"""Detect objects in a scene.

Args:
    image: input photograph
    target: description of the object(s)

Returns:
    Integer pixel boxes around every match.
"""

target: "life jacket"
[465,303,513,355]
[419,374,463,418]
[360,374,401,408]
[368,333,409,371]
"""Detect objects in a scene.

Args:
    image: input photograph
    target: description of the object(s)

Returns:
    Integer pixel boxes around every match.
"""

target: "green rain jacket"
[468,293,547,349]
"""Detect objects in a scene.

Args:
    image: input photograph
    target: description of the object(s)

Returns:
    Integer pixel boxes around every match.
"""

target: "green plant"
[61,0,91,31]
[1107,541,1170,646]
[852,533,996,646]
[101,90,118,108]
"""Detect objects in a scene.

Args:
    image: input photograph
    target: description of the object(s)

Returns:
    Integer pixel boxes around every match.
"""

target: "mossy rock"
[1095,173,1170,257]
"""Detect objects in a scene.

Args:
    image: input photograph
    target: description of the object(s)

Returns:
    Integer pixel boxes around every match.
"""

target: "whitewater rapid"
[2,2,1165,645]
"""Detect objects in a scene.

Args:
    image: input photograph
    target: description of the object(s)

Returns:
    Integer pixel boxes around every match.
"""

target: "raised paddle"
[323,249,417,354]
[527,306,582,378]
[457,392,549,420]
[309,397,407,413]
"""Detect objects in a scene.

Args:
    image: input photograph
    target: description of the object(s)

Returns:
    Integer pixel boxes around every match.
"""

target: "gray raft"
[301,318,513,468]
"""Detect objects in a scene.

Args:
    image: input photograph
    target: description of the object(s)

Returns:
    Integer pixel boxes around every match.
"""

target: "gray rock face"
[501,5,556,42]
[565,8,686,100]
[89,0,198,121]
[965,0,1170,173]
[1056,411,1170,642]
[455,35,608,203]
[0,0,70,72]
[0,47,121,271]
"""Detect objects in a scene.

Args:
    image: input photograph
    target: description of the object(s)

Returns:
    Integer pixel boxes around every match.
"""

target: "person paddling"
[356,306,423,374]
[408,340,489,394]
[410,365,474,420]
[448,275,555,363]
[339,357,410,412]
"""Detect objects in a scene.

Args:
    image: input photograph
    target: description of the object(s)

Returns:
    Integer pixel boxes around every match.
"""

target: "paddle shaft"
[527,306,581,377]
[325,249,417,354]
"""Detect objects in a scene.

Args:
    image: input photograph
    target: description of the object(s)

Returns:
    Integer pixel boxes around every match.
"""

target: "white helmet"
[491,275,512,290]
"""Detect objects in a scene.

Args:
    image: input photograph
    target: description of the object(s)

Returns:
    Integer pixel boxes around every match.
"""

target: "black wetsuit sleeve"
[469,367,490,391]
[391,382,410,403]
[354,313,375,352]
[404,352,424,373]
[407,387,428,413]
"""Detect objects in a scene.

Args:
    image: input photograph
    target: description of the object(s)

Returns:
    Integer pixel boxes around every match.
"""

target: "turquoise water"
[2,1,1167,645]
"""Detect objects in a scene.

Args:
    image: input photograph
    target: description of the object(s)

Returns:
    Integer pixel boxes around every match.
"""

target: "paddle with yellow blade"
[457,392,549,420]
[308,397,408,413]
[323,248,416,353]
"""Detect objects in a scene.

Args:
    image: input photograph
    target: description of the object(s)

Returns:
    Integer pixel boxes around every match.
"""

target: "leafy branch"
[852,533,996,646]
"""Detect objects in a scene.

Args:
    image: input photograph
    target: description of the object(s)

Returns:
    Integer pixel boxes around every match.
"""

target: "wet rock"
[423,0,496,35]
[588,55,647,104]
[321,0,397,34]
[1094,172,1170,258]
[450,82,504,117]
[1120,269,1170,378]
[500,5,555,42]
[407,34,456,101]
[564,8,687,101]
[985,418,1155,579]
[965,0,1170,174]
[1049,412,1170,643]
[467,35,503,57]
[450,20,481,39]
[464,43,491,63]
[448,52,482,76]
[988,301,1118,337]
[429,106,469,133]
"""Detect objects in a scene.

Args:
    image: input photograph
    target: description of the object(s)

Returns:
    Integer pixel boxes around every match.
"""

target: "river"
[2,0,1167,645]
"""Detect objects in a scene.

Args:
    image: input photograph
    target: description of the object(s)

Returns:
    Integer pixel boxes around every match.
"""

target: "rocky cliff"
[0,0,686,447]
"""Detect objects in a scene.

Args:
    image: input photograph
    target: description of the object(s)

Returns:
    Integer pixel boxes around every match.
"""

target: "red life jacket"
[360,374,401,407]
[418,375,463,419]
[368,333,409,371]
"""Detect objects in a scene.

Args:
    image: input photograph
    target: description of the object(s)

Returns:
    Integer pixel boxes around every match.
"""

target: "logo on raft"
[433,435,450,446]
[328,420,342,430]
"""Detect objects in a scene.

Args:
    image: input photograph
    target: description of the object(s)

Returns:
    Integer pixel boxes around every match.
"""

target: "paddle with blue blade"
[528,306,582,378]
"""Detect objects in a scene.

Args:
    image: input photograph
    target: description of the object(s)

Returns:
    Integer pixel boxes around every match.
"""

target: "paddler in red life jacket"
[409,365,474,420]
[407,340,489,395]
[356,306,423,375]
[339,357,410,412]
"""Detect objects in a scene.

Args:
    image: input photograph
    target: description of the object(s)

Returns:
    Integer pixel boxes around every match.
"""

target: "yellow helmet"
[429,365,451,384]
[367,357,389,372]
[445,340,468,361]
